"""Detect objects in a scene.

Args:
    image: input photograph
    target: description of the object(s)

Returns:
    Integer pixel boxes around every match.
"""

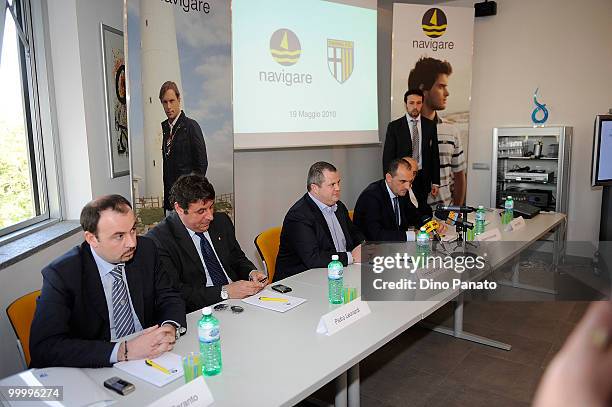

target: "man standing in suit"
[275,161,365,281]
[146,174,267,312]
[30,195,186,368]
[382,89,440,206]
[159,81,208,212]
[408,57,467,207]
[354,158,429,242]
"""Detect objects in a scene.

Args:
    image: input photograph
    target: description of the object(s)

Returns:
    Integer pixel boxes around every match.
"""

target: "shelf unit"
[491,126,572,213]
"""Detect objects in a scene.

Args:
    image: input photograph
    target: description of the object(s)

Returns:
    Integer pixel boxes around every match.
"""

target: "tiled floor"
[300,301,591,407]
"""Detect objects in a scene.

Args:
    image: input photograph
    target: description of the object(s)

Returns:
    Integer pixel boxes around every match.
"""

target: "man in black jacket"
[382,89,440,206]
[354,158,430,242]
[160,81,208,211]
[30,195,186,368]
[146,174,266,312]
[275,161,365,281]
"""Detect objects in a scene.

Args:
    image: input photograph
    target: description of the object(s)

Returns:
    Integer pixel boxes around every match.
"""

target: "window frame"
[0,0,59,241]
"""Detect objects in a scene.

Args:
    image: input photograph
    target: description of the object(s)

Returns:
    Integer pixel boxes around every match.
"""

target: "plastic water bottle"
[503,196,514,224]
[328,255,344,304]
[198,307,222,376]
[475,205,486,235]
[416,227,430,259]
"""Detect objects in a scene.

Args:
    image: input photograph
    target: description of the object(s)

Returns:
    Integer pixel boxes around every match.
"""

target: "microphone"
[419,215,442,241]
[436,204,477,213]
[435,209,474,229]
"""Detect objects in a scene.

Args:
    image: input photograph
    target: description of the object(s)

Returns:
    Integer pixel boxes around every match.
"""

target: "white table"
[422,210,567,350]
[0,211,566,407]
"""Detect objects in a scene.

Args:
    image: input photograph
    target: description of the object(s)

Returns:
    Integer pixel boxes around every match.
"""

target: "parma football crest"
[327,39,354,84]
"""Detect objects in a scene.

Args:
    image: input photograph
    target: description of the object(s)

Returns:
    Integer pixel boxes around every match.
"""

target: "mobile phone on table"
[271,284,292,293]
[104,377,135,396]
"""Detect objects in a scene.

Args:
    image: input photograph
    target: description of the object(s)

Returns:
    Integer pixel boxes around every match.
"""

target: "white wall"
[0,233,83,377]
[75,0,130,201]
[441,0,611,243]
[46,0,92,219]
[46,0,129,220]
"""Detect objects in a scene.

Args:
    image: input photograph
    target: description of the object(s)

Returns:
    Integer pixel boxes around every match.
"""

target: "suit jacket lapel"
[169,213,205,275]
[304,194,335,247]
[206,220,234,279]
[378,180,399,231]
[82,244,110,329]
[125,259,144,325]
[401,116,412,154]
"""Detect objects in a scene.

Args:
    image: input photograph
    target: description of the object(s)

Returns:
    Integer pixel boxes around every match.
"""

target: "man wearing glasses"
[146,174,267,312]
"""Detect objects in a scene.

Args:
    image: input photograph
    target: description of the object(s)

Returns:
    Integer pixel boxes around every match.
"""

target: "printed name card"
[509,216,526,231]
[147,376,213,407]
[475,227,502,242]
[316,298,371,336]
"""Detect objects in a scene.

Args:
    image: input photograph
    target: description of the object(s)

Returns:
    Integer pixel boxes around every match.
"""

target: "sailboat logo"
[421,8,448,38]
[269,29,301,66]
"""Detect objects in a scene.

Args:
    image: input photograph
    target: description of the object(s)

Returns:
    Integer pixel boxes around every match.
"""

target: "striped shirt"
[428,115,466,207]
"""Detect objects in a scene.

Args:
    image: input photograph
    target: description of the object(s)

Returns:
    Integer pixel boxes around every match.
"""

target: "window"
[0,0,49,237]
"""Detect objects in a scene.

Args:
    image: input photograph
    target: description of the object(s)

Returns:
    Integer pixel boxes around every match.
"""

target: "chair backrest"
[254,226,282,282]
[6,290,40,367]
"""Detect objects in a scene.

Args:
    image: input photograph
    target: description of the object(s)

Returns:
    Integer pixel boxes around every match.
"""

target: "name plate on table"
[316,298,371,336]
[509,216,526,231]
[475,227,502,241]
[147,376,213,407]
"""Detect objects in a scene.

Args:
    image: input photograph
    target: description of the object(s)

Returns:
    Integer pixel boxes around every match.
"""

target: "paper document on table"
[0,367,114,406]
[242,289,306,312]
[114,352,182,387]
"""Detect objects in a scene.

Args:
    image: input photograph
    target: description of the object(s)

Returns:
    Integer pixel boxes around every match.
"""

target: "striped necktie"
[196,232,229,286]
[411,119,420,164]
[393,196,400,227]
[110,264,135,339]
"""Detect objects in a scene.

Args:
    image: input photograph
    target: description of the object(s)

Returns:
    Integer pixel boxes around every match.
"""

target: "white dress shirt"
[405,113,423,169]
[385,182,416,242]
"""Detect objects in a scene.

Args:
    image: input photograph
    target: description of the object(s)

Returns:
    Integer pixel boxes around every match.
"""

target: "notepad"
[114,352,183,387]
[242,289,306,312]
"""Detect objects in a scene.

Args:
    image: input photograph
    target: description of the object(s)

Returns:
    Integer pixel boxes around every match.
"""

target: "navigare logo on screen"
[269,29,301,66]
[327,39,354,84]
[421,8,447,38]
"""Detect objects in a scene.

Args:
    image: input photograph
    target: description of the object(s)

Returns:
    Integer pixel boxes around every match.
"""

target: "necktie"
[411,119,420,164]
[195,232,229,286]
[393,197,400,227]
[110,264,135,339]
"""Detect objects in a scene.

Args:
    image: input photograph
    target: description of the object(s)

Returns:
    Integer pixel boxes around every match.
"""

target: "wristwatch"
[220,285,229,300]
[162,321,184,341]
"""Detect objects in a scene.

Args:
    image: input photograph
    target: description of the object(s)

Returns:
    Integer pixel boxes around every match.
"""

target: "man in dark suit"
[30,195,186,369]
[146,174,267,312]
[160,81,208,211]
[382,89,440,206]
[354,158,431,242]
[275,161,365,281]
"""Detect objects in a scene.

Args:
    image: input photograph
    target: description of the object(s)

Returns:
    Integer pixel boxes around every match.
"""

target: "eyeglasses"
[213,304,244,314]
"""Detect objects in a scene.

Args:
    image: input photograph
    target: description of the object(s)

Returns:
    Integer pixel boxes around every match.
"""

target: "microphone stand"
[453,209,478,256]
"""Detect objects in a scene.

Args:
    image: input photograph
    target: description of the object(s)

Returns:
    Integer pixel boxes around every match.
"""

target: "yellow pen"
[145,359,171,375]
[258,296,288,303]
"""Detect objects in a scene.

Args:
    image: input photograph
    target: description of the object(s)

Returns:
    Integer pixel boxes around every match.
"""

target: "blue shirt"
[91,248,143,363]
[308,193,353,264]
[184,226,234,287]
